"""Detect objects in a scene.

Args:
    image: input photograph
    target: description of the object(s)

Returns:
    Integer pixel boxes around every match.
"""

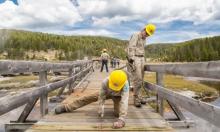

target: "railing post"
[68,67,74,94]
[156,72,164,116]
[39,71,48,117]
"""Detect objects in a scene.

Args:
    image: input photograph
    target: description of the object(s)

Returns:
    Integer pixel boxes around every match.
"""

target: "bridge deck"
[26,69,173,131]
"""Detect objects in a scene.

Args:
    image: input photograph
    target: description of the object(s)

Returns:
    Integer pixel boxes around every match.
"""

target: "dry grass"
[144,72,218,97]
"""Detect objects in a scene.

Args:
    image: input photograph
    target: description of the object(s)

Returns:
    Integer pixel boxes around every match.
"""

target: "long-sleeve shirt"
[100,52,110,60]
[127,32,146,59]
[98,77,129,121]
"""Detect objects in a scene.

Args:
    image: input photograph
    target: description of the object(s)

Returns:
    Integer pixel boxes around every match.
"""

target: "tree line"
[145,36,220,62]
[1,29,219,62]
[0,29,127,60]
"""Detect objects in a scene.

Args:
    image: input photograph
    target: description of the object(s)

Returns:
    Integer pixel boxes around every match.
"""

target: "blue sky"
[0,0,220,44]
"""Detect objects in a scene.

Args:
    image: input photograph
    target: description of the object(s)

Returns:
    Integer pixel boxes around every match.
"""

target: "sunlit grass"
[144,72,218,97]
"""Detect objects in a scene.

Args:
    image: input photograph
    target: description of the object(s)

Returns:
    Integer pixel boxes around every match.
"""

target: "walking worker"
[127,24,156,107]
[116,58,120,68]
[55,70,129,129]
[100,49,110,72]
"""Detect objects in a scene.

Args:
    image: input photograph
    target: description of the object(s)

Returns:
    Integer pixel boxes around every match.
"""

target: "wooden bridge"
[0,60,220,131]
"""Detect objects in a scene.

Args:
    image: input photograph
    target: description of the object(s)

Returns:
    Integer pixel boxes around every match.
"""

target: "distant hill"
[0,29,128,61]
[1,29,219,62]
[145,36,220,62]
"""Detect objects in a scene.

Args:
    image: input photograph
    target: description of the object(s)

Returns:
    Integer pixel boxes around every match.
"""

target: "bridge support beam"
[17,98,38,123]
[39,71,48,117]
[156,72,164,116]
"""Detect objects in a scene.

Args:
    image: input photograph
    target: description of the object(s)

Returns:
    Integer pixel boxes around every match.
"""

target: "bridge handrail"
[0,60,92,74]
[144,81,220,127]
[144,61,220,128]
[0,65,92,116]
[145,61,220,79]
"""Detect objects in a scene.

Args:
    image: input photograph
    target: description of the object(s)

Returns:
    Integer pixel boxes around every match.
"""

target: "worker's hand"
[126,56,134,64]
[129,58,134,64]
[112,119,125,129]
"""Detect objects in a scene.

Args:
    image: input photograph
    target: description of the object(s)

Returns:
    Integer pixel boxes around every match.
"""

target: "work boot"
[134,96,141,107]
[114,112,119,117]
[140,98,147,105]
[129,86,134,92]
[55,105,66,114]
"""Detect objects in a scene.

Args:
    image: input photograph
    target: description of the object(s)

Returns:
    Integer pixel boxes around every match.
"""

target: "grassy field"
[0,75,62,90]
[144,72,218,97]
[144,72,219,111]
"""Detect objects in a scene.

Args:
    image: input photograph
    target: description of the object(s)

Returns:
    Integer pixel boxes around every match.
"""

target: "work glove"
[126,56,134,64]
[128,58,134,64]
[112,119,125,129]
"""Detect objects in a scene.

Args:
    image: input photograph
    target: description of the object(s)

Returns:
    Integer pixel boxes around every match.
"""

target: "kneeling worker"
[55,70,129,129]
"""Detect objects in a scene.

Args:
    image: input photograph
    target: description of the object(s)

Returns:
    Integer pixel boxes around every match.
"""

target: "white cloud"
[92,15,140,27]
[78,0,220,26]
[0,0,220,44]
[0,0,82,29]
[43,29,117,37]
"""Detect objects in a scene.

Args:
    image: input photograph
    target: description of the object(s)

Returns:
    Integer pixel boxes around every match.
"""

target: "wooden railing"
[144,61,220,128]
[0,60,93,123]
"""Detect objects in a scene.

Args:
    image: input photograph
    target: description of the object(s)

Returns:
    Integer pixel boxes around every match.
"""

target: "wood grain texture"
[145,61,220,79]
[0,60,92,74]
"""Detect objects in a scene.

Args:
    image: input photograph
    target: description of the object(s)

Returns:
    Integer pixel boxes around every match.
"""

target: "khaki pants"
[65,92,121,116]
[127,57,144,98]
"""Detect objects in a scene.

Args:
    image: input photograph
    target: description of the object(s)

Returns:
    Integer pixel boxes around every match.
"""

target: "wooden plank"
[156,72,164,116]
[0,66,92,116]
[39,71,48,117]
[17,98,39,122]
[0,60,91,74]
[5,123,35,132]
[56,85,67,97]
[167,120,195,128]
[144,81,220,128]
[26,124,173,131]
[68,68,73,94]
[145,61,220,79]
[167,101,186,120]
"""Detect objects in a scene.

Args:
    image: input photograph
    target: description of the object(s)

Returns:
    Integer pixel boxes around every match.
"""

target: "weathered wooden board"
[145,61,220,79]
[0,60,91,74]
[27,124,173,131]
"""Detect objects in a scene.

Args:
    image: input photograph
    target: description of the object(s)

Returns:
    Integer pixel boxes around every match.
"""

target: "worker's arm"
[127,33,138,60]
[118,81,130,122]
[98,81,107,117]
[107,53,110,60]
[100,53,104,60]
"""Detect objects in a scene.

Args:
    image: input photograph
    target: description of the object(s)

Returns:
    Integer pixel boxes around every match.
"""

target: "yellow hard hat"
[145,24,156,36]
[109,70,127,91]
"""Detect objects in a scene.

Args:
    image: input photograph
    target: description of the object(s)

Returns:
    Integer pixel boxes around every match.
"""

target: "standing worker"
[127,24,156,107]
[55,70,129,129]
[116,58,120,68]
[100,49,110,72]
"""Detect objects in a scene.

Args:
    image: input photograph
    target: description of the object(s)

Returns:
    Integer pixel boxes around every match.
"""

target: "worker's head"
[103,49,107,52]
[141,24,156,39]
[108,70,127,92]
